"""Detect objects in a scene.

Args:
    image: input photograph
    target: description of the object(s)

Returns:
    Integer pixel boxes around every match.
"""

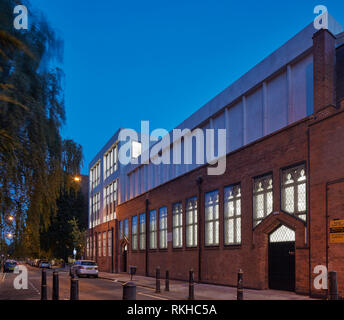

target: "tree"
[0,0,83,258]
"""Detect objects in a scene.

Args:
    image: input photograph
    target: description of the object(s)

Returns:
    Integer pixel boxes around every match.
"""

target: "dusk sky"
[30,0,344,174]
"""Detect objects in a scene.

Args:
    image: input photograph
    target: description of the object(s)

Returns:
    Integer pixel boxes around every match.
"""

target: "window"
[253,174,273,227]
[104,144,118,179]
[173,202,183,248]
[149,210,157,249]
[132,216,138,250]
[108,230,112,257]
[103,232,107,256]
[91,193,100,224]
[119,220,123,240]
[104,180,118,221]
[159,207,168,249]
[93,236,96,258]
[90,162,101,189]
[98,233,101,257]
[224,184,241,245]
[281,164,307,221]
[86,238,90,257]
[139,213,146,250]
[124,219,129,239]
[205,190,219,246]
[186,197,197,247]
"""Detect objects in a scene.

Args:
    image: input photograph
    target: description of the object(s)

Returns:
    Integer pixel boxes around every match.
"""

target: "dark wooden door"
[268,241,295,291]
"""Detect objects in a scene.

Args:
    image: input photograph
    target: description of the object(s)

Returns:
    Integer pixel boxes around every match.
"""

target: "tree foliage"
[0,0,84,258]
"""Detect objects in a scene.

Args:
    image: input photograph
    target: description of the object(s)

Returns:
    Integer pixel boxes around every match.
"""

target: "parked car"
[39,260,51,269]
[70,260,98,278]
[4,260,17,273]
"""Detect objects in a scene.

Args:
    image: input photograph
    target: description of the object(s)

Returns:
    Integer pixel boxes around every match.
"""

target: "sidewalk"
[98,271,317,300]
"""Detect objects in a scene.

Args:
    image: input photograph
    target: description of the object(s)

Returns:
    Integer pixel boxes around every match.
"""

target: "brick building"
[86,17,344,298]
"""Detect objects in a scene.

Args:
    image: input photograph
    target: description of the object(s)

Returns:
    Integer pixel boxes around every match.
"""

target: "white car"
[71,260,98,278]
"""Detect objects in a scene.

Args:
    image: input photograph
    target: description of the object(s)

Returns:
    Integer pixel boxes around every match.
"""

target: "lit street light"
[6,233,13,239]
[8,216,14,222]
[73,176,81,182]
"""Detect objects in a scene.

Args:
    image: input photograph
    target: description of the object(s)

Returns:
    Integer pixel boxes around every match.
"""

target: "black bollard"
[156,267,161,293]
[328,271,338,300]
[41,269,47,300]
[188,269,194,300]
[237,269,243,300]
[52,271,59,300]
[122,281,137,300]
[70,277,79,300]
[165,270,170,292]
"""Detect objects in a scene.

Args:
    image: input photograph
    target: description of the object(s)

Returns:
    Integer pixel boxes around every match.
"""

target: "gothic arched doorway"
[268,225,295,291]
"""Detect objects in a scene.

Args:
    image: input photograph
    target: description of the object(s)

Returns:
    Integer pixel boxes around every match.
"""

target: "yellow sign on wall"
[329,220,344,243]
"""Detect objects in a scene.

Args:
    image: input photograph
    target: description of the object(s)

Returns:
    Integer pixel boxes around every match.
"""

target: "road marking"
[137,292,169,300]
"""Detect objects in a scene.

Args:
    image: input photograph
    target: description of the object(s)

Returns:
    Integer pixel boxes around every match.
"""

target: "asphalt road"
[0,264,171,300]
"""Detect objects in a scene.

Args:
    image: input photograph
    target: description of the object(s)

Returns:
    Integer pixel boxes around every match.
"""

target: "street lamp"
[73,176,81,182]
[8,216,14,222]
[6,233,13,239]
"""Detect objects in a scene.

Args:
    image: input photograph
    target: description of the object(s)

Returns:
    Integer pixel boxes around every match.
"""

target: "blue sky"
[30,0,344,174]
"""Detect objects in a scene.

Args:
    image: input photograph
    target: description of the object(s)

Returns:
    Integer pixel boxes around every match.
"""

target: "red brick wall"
[113,119,310,293]
[309,110,344,298]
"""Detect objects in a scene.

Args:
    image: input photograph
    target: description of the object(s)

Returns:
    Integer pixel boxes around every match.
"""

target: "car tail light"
[79,266,85,269]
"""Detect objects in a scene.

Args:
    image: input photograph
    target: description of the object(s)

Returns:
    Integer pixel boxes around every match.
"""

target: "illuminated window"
[98,233,101,257]
[139,213,146,250]
[173,202,183,248]
[205,190,219,246]
[132,216,138,250]
[159,207,168,249]
[253,174,273,227]
[119,220,123,240]
[124,219,129,238]
[281,164,307,221]
[93,236,96,258]
[86,238,90,257]
[132,141,142,159]
[149,210,157,249]
[104,144,118,179]
[186,197,197,248]
[103,232,106,256]
[270,225,295,243]
[224,184,241,245]
[108,230,112,257]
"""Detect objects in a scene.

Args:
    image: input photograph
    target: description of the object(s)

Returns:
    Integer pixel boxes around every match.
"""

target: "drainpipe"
[111,226,114,273]
[197,176,203,282]
[307,128,312,297]
[115,220,119,273]
[145,198,149,277]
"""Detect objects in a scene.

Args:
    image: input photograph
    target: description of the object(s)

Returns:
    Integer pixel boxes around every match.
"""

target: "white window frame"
[186,197,197,248]
[132,216,138,250]
[224,184,241,245]
[253,174,273,227]
[139,213,146,250]
[172,202,183,248]
[205,190,219,246]
[159,207,168,249]
[281,164,307,221]
[149,210,157,249]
